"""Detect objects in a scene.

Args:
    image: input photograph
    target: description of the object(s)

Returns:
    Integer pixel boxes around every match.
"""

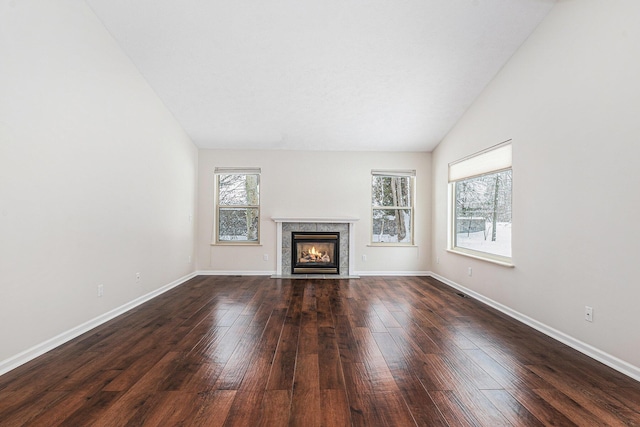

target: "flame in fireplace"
[299,244,331,263]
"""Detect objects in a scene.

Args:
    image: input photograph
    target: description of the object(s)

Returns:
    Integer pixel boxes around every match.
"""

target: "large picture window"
[371,170,415,244]
[449,141,512,264]
[214,167,260,244]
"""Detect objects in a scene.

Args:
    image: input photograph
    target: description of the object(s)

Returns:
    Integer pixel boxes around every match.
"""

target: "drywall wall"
[432,0,640,373]
[0,1,197,365]
[197,150,431,275]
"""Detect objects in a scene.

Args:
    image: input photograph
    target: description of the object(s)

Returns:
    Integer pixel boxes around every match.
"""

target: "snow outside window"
[371,170,415,244]
[214,168,260,244]
[449,142,512,264]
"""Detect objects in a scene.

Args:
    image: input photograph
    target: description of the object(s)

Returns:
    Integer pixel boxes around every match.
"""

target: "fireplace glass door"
[292,232,339,274]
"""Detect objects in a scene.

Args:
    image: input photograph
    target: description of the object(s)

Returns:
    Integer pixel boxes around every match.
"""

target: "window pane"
[218,207,259,241]
[454,170,512,257]
[372,176,411,207]
[219,174,259,205]
[372,209,412,243]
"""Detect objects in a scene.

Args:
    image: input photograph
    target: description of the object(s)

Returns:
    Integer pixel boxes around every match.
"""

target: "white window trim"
[448,141,513,265]
[370,169,416,246]
[213,167,261,245]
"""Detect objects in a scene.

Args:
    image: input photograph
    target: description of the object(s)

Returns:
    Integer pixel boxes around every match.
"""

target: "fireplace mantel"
[272,217,359,224]
[272,217,359,277]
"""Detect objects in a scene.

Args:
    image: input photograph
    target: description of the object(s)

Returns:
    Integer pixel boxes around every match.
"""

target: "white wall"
[432,0,640,374]
[0,1,197,365]
[197,150,431,274]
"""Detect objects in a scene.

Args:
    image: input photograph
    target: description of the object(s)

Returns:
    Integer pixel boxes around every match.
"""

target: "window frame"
[448,141,513,266]
[213,167,261,245]
[370,169,416,246]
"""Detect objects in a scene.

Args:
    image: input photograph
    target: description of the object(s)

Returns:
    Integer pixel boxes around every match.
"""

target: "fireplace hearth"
[292,231,339,274]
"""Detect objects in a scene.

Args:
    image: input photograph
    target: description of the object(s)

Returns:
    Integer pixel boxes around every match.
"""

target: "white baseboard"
[196,270,276,276]
[428,272,640,383]
[356,270,431,276]
[0,272,197,377]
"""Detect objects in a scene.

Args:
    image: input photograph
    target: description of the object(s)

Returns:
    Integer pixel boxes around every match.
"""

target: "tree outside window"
[371,171,415,244]
[215,168,260,243]
[454,170,512,258]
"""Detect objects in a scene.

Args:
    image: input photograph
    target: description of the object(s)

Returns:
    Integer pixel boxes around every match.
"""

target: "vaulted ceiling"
[86,0,555,152]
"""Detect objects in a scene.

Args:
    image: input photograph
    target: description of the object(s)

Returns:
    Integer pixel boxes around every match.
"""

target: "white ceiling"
[86,0,555,152]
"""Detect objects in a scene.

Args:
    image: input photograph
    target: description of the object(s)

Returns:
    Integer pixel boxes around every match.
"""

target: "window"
[449,141,512,264]
[371,170,415,244]
[214,167,260,244]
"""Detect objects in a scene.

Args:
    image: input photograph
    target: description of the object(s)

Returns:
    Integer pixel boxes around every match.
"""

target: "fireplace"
[272,217,358,278]
[291,231,340,274]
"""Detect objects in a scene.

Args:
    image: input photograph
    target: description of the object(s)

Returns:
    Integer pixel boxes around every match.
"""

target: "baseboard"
[428,272,640,383]
[0,272,197,377]
[356,270,431,276]
[196,270,276,276]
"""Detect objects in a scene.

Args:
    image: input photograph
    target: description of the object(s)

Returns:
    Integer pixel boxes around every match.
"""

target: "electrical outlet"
[436,256,440,264]
[468,267,473,277]
[585,306,593,322]
[263,254,269,261]
[136,272,141,283]
[362,254,367,262]
[188,255,191,263]
[97,284,104,297]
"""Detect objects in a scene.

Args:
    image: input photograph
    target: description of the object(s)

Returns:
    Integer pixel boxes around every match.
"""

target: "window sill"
[447,248,514,267]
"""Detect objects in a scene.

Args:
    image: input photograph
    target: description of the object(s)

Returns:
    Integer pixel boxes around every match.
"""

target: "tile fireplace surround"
[272,217,359,278]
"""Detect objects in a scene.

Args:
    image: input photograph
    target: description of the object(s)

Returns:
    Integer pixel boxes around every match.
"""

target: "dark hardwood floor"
[1,275,639,426]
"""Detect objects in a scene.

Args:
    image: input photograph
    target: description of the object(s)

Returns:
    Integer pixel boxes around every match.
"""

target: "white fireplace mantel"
[272,217,359,277]
[271,217,359,224]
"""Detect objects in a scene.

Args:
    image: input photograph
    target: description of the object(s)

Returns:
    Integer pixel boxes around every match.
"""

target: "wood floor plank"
[315,281,336,328]
[1,275,639,426]
[317,326,345,390]
[371,331,450,426]
[430,389,484,427]
[238,308,288,391]
[463,348,550,391]
[213,303,282,390]
[320,389,352,426]
[189,316,252,365]
[57,390,122,427]
[221,390,263,427]
[265,323,299,390]
[259,390,291,427]
[481,389,545,427]
[95,351,183,426]
[0,390,69,427]
[509,387,579,426]
[349,331,399,393]
[528,363,640,425]
[180,362,225,392]
[290,354,321,427]
[533,388,614,426]
[299,321,319,355]
[609,386,640,417]
[361,390,417,427]
[134,390,235,427]
[441,381,512,426]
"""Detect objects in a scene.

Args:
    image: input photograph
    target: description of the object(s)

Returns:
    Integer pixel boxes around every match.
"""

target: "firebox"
[291,231,340,274]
